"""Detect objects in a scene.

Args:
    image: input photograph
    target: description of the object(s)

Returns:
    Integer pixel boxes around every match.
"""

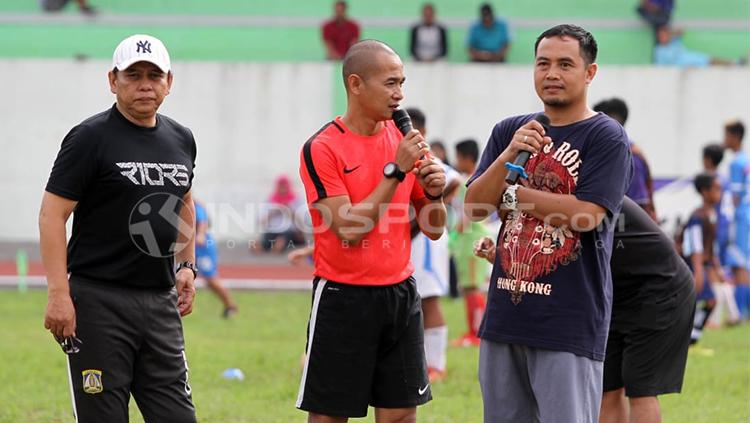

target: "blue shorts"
[726,212,750,270]
[196,243,218,278]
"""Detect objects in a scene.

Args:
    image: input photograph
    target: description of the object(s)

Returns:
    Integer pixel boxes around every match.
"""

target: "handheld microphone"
[392,109,432,166]
[505,114,550,184]
[392,109,413,135]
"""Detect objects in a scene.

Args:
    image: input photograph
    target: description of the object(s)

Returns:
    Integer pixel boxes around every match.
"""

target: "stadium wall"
[2,59,749,241]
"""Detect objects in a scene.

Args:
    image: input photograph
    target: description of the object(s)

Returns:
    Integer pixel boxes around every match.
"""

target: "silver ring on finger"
[523,135,529,144]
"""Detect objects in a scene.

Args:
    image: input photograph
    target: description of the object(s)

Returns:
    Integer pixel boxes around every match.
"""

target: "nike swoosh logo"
[418,384,429,395]
[343,165,361,174]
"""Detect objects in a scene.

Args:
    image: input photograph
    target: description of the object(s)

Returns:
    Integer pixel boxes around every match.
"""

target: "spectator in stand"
[467,3,512,63]
[410,3,448,62]
[321,1,360,60]
[594,98,657,220]
[41,0,96,14]
[636,0,674,30]
[251,175,306,254]
[654,25,743,67]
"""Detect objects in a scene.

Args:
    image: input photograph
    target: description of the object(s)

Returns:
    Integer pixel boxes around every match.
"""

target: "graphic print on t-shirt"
[499,141,582,304]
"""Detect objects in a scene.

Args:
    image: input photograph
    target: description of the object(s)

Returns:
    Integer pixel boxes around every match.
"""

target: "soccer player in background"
[406,107,461,382]
[195,198,238,318]
[297,40,447,422]
[450,139,492,347]
[681,173,724,343]
[724,121,750,320]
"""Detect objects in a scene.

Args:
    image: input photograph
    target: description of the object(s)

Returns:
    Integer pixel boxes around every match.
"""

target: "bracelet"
[425,191,444,201]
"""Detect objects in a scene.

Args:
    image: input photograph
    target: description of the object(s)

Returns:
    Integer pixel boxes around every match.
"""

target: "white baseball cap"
[112,34,171,73]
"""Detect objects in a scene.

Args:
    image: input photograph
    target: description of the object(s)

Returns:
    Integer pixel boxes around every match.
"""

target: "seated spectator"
[252,175,306,254]
[654,25,741,67]
[321,0,360,60]
[637,0,674,30]
[410,3,448,62]
[467,3,512,63]
[41,0,96,14]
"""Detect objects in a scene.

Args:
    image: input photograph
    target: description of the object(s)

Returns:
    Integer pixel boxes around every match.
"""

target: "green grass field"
[1,289,748,422]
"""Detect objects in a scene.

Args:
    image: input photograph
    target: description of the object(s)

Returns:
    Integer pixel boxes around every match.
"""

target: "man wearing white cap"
[39,34,198,422]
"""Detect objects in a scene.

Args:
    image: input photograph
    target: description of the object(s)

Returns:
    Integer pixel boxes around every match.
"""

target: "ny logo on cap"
[136,40,152,54]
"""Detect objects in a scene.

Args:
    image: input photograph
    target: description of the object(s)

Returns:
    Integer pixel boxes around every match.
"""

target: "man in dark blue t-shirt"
[465,24,632,423]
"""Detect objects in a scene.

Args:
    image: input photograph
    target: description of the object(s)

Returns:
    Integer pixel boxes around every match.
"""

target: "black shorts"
[66,278,196,423]
[603,290,696,397]
[296,276,431,417]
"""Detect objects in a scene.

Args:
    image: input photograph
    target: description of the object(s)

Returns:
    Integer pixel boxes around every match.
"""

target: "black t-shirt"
[610,197,694,330]
[46,104,196,289]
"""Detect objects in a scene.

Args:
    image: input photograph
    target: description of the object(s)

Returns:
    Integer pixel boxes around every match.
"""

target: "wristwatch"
[425,191,444,201]
[502,185,519,211]
[383,162,406,182]
[176,261,198,278]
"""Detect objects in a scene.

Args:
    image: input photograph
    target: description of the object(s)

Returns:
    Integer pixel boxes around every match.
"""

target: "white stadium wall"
[1,60,749,241]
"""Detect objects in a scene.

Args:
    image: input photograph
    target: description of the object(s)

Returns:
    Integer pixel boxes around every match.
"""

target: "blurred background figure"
[654,25,743,67]
[594,98,657,220]
[251,175,306,254]
[637,0,674,30]
[467,3,512,63]
[724,120,750,321]
[321,0,360,60]
[195,199,238,318]
[410,3,448,62]
[429,140,450,167]
[450,139,491,347]
[40,0,96,14]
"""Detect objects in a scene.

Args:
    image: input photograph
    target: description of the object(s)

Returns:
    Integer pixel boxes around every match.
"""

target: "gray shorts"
[479,340,603,423]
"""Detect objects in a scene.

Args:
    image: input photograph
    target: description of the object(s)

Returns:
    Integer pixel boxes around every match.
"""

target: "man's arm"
[690,253,705,294]
[412,158,448,240]
[465,119,548,221]
[315,130,431,245]
[315,178,402,245]
[39,191,77,339]
[174,190,196,316]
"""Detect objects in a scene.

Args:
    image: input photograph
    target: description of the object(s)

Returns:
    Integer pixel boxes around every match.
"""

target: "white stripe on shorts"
[66,354,79,422]
[296,279,327,408]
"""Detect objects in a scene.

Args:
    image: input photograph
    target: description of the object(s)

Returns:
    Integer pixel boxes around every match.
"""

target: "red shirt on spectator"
[321,19,360,59]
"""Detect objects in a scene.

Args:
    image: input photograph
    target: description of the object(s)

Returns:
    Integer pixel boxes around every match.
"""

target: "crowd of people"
[323,1,512,63]
[36,2,749,420]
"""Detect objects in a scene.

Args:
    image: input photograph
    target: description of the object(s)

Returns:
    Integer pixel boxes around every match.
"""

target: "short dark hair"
[535,24,598,65]
[725,120,745,142]
[702,144,725,168]
[480,3,493,16]
[405,107,426,131]
[455,139,479,163]
[593,98,628,125]
[694,172,717,194]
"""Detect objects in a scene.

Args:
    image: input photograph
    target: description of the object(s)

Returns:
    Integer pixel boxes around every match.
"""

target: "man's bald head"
[342,40,400,91]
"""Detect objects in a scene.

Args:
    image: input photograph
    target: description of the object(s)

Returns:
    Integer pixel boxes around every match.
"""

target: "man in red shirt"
[321,0,360,60]
[297,40,447,422]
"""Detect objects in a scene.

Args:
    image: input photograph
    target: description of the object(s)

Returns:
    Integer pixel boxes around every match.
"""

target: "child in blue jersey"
[724,121,750,320]
[195,199,237,318]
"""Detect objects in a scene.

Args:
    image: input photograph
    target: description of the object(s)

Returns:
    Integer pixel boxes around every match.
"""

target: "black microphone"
[392,109,413,135]
[505,114,551,184]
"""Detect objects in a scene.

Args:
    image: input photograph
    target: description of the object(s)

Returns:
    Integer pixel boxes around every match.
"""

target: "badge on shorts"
[82,369,103,394]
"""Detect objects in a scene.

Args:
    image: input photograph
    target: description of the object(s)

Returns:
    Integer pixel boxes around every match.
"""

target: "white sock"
[424,326,448,372]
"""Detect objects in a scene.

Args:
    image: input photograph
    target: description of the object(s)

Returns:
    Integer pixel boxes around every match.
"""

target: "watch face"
[384,163,396,176]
